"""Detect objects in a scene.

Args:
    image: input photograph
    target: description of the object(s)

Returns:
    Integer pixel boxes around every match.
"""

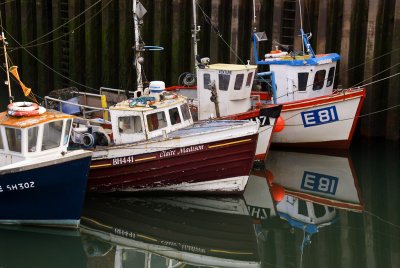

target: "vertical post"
[386,0,400,140]
[316,0,327,54]
[1,31,12,103]
[209,0,221,63]
[361,0,380,137]
[272,0,282,50]
[340,0,355,88]
[133,0,143,92]
[192,0,199,68]
[229,0,240,63]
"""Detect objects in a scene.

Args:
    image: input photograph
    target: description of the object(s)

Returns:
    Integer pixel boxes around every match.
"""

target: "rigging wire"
[195,1,247,66]
[3,27,98,92]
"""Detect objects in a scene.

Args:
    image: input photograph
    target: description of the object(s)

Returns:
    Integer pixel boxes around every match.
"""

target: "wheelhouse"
[196,63,257,120]
[0,110,75,166]
[110,96,193,145]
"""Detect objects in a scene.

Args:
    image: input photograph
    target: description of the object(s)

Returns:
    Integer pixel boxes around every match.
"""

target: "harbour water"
[0,139,399,268]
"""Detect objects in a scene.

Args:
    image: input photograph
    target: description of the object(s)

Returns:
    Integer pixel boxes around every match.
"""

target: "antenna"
[298,0,305,55]
[0,11,12,103]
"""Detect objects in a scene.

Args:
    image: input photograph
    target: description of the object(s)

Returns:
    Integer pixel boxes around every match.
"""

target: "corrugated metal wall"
[0,0,399,140]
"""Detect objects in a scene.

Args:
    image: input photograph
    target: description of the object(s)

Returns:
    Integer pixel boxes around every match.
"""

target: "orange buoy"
[273,116,285,132]
[270,183,285,202]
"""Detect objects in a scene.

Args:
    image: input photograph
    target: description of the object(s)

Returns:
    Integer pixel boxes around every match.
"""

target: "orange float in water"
[273,116,285,132]
[270,183,285,202]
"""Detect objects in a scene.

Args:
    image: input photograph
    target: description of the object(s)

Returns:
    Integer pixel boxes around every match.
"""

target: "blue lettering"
[301,106,339,127]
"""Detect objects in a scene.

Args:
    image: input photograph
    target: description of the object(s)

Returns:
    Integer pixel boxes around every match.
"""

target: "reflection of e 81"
[301,171,338,195]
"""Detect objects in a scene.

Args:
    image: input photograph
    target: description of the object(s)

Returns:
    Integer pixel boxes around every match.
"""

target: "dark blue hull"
[0,153,92,227]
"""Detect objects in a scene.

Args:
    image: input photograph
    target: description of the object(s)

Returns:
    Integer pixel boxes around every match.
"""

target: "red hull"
[88,134,258,193]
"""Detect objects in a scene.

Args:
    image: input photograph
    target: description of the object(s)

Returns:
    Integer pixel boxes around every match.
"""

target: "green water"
[0,140,399,268]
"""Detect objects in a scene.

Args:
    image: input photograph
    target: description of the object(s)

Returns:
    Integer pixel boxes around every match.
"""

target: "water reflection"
[80,195,261,268]
[0,226,86,268]
[1,144,399,268]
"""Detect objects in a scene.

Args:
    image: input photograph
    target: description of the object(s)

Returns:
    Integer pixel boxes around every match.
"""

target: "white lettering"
[318,110,330,123]
[5,181,35,192]
[303,113,316,125]
[303,174,316,190]
[0,185,2,192]
[160,150,176,158]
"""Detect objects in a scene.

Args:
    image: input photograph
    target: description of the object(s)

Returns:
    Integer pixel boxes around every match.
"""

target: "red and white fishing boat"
[166,1,282,162]
[45,0,260,194]
[252,22,366,149]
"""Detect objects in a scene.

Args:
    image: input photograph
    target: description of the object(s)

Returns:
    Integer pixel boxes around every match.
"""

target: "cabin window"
[246,72,253,87]
[63,119,72,145]
[218,74,230,91]
[118,116,143,134]
[203,73,211,89]
[298,199,309,217]
[169,107,181,125]
[326,67,335,87]
[28,126,39,152]
[180,104,191,121]
[328,206,335,213]
[5,127,21,153]
[313,203,327,218]
[313,70,326,90]
[298,73,309,91]
[146,111,167,131]
[42,121,63,150]
[234,74,244,90]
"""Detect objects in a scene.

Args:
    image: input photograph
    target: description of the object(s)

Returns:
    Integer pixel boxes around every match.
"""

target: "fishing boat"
[80,194,261,268]
[0,28,92,228]
[251,1,366,149]
[165,0,283,162]
[44,0,260,194]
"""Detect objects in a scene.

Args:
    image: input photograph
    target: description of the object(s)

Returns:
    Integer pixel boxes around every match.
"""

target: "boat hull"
[0,151,92,228]
[88,134,258,193]
[222,105,282,161]
[271,88,365,149]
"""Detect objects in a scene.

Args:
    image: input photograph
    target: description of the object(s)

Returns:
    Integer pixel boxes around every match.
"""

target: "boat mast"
[192,0,200,68]
[133,0,144,92]
[0,12,12,103]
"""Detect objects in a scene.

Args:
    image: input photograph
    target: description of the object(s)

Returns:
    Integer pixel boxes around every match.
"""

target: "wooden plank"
[316,0,328,54]
[51,1,63,89]
[339,0,355,88]
[229,0,240,63]
[36,0,53,96]
[101,0,118,88]
[271,0,282,50]
[118,0,132,91]
[386,0,400,140]
[209,0,222,63]
[170,0,186,83]
[19,0,37,98]
[85,0,102,91]
[361,0,381,137]
[68,0,85,88]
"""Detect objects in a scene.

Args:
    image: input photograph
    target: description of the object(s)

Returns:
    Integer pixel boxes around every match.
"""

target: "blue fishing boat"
[0,29,92,228]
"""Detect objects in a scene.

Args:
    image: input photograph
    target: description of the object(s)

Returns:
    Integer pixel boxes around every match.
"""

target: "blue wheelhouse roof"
[259,53,340,66]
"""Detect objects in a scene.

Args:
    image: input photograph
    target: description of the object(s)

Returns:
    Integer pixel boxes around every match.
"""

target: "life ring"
[7,101,39,112]
[265,50,288,58]
[8,105,46,117]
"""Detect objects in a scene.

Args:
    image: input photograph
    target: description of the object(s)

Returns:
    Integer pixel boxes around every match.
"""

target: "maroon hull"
[88,134,258,193]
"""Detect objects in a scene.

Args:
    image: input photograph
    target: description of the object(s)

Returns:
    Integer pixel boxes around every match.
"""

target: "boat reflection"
[0,226,87,268]
[244,150,364,248]
[80,194,261,268]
